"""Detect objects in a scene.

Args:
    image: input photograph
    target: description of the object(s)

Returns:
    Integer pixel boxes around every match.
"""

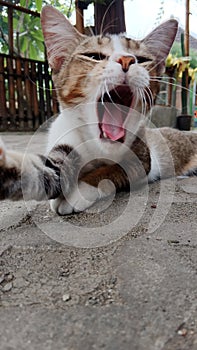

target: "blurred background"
[0,0,196,131]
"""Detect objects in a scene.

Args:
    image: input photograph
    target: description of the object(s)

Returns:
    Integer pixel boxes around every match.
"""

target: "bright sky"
[81,0,197,39]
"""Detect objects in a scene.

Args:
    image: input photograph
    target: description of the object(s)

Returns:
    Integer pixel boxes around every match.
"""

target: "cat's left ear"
[142,19,178,73]
[41,5,84,72]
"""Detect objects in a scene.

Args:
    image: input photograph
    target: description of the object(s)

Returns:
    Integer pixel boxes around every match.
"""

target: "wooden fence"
[0,53,59,131]
[0,1,59,131]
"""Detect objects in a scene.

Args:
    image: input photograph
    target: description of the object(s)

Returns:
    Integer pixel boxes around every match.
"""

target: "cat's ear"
[41,5,84,71]
[142,19,178,73]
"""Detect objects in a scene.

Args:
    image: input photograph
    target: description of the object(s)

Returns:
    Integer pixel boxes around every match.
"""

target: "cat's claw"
[50,182,103,215]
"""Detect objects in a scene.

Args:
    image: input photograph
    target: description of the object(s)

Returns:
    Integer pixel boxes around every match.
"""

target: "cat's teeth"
[103,132,107,138]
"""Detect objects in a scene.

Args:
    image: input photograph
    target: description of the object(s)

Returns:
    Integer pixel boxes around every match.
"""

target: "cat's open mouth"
[97,85,134,142]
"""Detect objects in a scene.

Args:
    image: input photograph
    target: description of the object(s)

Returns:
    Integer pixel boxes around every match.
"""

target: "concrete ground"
[0,132,197,350]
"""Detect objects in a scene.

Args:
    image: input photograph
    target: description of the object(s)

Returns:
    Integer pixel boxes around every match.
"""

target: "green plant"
[166,35,197,114]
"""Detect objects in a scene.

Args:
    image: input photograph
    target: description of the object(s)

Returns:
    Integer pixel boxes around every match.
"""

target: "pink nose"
[117,56,135,72]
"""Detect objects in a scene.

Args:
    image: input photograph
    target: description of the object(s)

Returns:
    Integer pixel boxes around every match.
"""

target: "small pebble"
[2,282,13,292]
[5,273,14,282]
[168,240,180,244]
[177,328,187,336]
[62,293,71,302]
[59,269,70,277]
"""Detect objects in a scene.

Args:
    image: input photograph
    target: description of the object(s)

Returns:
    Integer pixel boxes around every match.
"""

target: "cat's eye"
[137,56,151,64]
[82,52,107,61]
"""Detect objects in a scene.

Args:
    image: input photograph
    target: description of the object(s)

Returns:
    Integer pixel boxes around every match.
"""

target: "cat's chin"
[97,85,134,143]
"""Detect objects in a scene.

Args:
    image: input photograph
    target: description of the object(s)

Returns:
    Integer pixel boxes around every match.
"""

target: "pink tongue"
[102,104,125,141]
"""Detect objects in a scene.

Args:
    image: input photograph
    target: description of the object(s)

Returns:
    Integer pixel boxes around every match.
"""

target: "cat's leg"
[51,137,151,215]
[51,162,146,215]
[0,139,80,201]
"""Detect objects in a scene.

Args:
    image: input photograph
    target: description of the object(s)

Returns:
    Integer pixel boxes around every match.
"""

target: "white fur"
[50,181,109,214]
[147,128,176,181]
[147,145,161,182]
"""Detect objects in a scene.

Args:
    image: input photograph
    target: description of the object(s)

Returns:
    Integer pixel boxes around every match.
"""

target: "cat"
[0,5,197,215]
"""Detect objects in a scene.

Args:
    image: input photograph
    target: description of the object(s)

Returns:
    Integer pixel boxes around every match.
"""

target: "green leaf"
[20,37,29,53]
[20,0,26,7]
[23,14,30,24]
[13,18,19,30]
[31,17,41,26]
[35,0,42,12]
[0,15,8,26]
[29,43,38,59]
[31,30,43,42]
[35,40,44,52]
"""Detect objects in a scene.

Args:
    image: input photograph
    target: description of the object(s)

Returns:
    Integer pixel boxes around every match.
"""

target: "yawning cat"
[0,5,197,215]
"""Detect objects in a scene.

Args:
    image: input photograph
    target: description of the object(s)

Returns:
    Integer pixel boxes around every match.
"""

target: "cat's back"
[146,127,197,153]
[146,127,197,180]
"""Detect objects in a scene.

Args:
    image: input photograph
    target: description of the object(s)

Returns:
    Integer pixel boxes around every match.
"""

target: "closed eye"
[137,56,152,64]
[82,52,107,61]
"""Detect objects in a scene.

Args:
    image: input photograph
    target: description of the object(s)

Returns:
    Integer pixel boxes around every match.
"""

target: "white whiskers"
[150,77,194,95]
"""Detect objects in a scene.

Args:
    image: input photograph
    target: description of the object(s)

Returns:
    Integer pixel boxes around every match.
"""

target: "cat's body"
[0,6,197,215]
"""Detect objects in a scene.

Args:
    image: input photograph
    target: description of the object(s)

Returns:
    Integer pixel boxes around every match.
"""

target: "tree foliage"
[0,0,74,60]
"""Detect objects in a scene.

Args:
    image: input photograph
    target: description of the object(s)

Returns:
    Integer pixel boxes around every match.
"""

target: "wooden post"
[8,6,14,56]
[95,0,126,35]
[0,55,7,126]
[75,1,84,34]
[184,0,190,94]
[185,0,190,57]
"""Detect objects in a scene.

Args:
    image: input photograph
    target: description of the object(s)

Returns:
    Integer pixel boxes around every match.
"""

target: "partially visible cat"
[0,5,197,215]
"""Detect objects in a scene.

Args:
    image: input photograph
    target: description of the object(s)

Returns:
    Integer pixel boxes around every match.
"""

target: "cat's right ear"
[41,6,84,72]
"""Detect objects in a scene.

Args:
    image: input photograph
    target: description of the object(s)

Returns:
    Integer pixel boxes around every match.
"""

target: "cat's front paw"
[50,181,112,215]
